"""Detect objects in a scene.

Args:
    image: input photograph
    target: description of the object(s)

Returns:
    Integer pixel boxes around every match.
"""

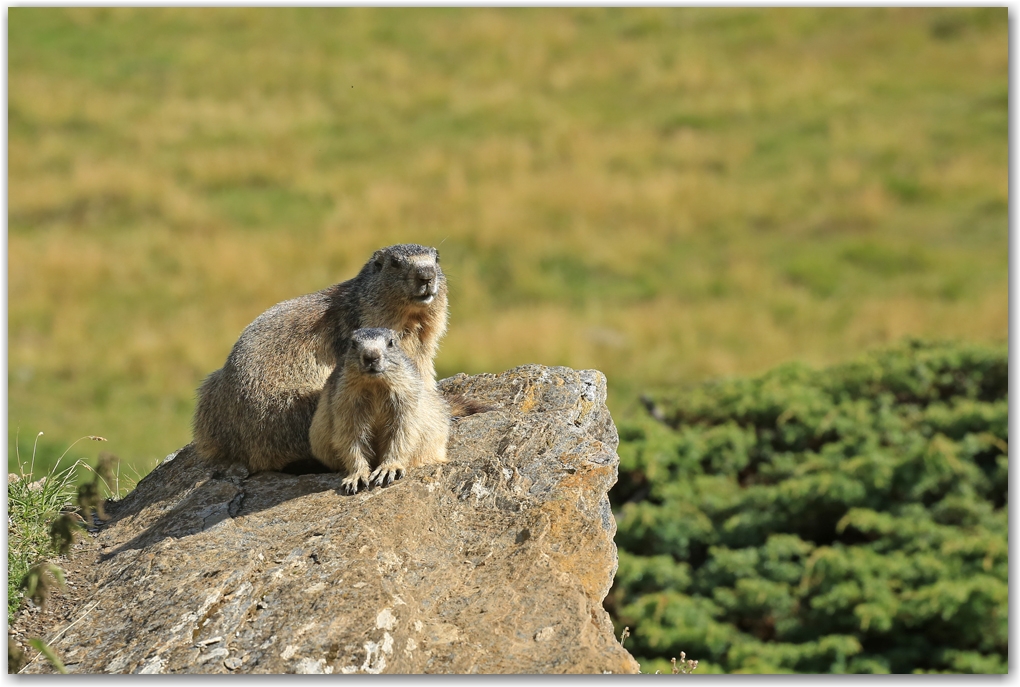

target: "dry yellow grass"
[8,8,1007,476]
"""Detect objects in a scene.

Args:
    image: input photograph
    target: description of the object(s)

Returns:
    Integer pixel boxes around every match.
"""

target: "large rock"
[25,365,639,674]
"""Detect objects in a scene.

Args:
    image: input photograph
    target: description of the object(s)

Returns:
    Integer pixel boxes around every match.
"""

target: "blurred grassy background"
[8,8,1007,481]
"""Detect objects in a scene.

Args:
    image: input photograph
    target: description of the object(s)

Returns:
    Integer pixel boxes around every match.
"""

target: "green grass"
[8,8,1008,480]
[7,433,82,623]
[7,433,132,624]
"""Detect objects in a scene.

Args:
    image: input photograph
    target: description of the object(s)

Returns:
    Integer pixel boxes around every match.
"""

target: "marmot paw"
[369,464,406,487]
[341,471,369,495]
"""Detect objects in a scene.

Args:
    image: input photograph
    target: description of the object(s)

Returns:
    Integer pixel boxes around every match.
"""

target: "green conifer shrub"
[609,340,1007,674]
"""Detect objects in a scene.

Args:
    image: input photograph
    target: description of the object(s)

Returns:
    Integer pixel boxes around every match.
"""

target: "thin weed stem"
[29,431,44,480]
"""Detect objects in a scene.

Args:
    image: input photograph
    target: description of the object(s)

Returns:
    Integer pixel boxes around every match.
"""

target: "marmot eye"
[388,338,396,348]
[390,257,400,268]
[434,251,440,263]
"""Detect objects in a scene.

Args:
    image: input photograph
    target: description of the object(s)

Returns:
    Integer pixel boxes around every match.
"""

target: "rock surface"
[22,365,639,674]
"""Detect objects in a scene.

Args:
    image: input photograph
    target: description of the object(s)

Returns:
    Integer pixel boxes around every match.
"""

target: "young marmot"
[309,327,450,494]
[192,244,448,473]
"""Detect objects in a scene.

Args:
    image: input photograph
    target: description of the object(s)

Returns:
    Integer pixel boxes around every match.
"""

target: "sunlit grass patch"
[7,433,86,623]
[8,7,1007,479]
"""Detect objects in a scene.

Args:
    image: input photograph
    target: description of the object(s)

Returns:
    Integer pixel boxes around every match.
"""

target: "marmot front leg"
[369,409,420,485]
[369,459,406,488]
[340,443,372,495]
[369,421,412,487]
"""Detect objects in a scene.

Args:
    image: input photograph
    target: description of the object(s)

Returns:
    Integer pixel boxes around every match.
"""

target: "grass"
[8,8,1007,480]
[7,432,133,624]
[7,433,82,623]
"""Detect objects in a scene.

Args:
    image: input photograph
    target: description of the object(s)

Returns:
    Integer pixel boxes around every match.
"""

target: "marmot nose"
[415,266,436,285]
[362,351,382,367]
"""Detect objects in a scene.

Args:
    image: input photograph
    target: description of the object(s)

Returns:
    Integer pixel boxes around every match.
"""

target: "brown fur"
[309,328,450,494]
[192,244,448,473]
[445,393,495,418]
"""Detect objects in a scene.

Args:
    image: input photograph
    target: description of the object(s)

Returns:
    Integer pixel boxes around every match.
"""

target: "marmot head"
[348,327,403,377]
[368,244,445,307]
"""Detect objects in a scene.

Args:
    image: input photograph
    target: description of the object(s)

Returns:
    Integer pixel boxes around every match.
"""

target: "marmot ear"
[372,250,385,272]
